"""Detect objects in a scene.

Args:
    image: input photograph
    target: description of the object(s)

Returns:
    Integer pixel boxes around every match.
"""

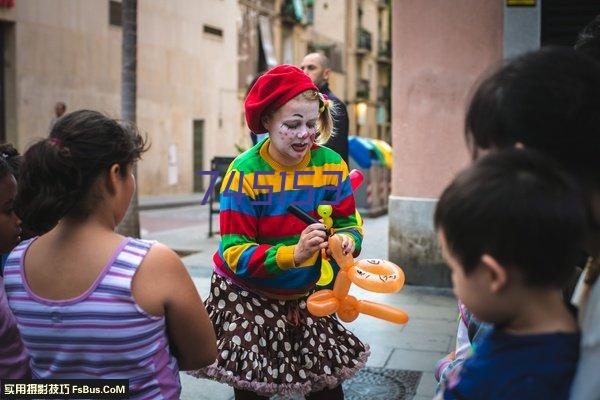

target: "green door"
[193,120,204,192]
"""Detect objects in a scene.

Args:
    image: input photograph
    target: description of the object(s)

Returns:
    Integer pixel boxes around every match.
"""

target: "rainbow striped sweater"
[213,138,363,298]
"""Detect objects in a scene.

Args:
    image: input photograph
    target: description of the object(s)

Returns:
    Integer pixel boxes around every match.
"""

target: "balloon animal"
[307,235,409,324]
[287,169,408,324]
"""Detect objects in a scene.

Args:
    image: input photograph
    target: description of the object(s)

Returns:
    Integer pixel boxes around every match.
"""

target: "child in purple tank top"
[4,111,217,399]
[0,143,29,379]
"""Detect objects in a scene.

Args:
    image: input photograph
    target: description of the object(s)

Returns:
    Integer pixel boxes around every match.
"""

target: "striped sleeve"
[218,168,296,278]
[327,161,363,256]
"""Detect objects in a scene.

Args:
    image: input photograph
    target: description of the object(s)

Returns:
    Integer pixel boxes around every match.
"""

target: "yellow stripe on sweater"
[223,243,256,272]
[243,164,349,195]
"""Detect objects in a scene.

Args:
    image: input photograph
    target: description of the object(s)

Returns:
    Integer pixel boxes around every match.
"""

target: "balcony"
[357,28,372,55]
[377,40,391,63]
[281,0,304,24]
[377,85,390,103]
[356,79,370,100]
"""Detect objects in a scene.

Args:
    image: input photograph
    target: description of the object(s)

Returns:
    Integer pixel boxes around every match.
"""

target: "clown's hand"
[327,233,355,257]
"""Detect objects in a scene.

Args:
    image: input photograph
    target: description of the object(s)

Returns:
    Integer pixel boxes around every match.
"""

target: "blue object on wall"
[349,136,373,168]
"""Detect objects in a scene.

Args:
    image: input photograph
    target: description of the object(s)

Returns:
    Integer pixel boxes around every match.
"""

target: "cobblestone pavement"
[141,203,457,400]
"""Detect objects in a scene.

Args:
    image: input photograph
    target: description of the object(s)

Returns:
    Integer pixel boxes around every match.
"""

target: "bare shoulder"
[139,242,186,276]
[131,242,190,316]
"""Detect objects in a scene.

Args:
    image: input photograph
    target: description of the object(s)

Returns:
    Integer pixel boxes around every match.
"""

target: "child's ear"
[480,254,507,293]
[105,164,122,195]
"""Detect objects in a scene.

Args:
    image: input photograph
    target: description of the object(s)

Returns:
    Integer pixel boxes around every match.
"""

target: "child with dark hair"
[437,47,600,394]
[434,149,585,399]
[3,110,217,398]
[462,46,600,400]
[0,143,29,379]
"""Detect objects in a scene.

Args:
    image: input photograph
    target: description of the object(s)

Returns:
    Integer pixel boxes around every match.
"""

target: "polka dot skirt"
[189,273,370,397]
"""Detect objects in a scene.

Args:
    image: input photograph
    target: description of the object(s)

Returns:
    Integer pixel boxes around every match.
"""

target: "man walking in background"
[301,52,349,164]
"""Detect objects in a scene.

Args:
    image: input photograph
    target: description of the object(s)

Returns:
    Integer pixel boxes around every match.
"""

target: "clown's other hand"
[294,223,328,266]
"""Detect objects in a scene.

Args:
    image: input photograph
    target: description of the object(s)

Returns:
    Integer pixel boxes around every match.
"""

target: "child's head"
[465,47,600,257]
[434,149,586,324]
[465,48,600,170]
[16,110,148,233]
[244,65,333,165]
[0,144,22,253]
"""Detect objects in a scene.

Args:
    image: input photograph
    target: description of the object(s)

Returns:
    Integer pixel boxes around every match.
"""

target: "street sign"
[507,0,536,6]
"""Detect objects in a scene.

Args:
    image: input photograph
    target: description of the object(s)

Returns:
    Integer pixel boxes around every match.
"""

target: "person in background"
[435,149,584,399]
[5,110,217,399]
[567,15,600,399]
[301,53,349,164]
[0,143,29,379]
[49,101,67,130]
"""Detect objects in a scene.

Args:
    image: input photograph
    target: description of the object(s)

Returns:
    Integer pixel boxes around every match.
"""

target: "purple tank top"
[4,238,181,399]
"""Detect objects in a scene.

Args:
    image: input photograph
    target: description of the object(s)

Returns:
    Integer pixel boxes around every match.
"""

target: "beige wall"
[137,0,240,195]
[392,0,503,199]
[313,0,346,44]
[12,0,122,149]
[2,0,240,196]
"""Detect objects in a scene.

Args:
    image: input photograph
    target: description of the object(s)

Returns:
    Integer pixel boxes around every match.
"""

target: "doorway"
[193,119,205,192]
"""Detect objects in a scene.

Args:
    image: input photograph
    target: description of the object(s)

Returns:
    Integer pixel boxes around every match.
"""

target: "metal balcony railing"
[378,40,391,58]
[357,28,372,52]
[357,79,370,99]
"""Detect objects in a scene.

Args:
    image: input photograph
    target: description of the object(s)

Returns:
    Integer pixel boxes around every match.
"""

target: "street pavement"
[141,202,457,400]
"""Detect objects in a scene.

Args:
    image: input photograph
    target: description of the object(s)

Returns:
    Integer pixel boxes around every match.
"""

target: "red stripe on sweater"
[257,213,318,238]
[246,244,271,277]
[219,210,258,237]
[333,195,356,218]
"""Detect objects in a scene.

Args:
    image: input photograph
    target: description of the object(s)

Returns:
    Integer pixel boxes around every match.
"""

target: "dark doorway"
[0,21,15,145]
[542,0,600,46]
[0,22,6,143]
[193,119,205,192]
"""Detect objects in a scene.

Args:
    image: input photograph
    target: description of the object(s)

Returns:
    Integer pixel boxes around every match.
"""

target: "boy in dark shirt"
[434,149,584,400]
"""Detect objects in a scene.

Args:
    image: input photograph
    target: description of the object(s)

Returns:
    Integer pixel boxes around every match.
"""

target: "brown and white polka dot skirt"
[189,273,370,397]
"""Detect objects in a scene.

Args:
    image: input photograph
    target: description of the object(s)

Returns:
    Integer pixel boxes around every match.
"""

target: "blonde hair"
[296,90,334,144]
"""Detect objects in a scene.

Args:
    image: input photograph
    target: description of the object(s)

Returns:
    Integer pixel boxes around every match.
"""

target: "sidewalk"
[141,203,457,400]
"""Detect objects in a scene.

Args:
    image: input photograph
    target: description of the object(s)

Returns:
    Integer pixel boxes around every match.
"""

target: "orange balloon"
[337,295,359,322]
[328,235,354,270]
[307,290,339,317]
[357,300,409,324]
[348,259,405,293]
[332,270,352,299]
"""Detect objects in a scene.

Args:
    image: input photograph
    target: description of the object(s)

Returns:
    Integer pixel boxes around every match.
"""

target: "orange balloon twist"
[307,235,409,324]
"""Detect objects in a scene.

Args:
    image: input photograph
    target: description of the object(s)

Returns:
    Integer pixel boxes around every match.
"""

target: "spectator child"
[0,143,29,379]
[434,149,584,399]
[438,48,600,390]
[4,110,217,399]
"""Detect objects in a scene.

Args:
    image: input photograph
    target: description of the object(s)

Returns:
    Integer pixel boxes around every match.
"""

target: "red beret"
[244,65,319,133]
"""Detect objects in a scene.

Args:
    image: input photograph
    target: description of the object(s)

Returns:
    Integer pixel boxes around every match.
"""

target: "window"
[203,25,223,38]
[109,1,122,27]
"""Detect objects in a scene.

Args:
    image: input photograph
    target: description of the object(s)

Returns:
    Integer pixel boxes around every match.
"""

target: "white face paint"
[263,97,319,166]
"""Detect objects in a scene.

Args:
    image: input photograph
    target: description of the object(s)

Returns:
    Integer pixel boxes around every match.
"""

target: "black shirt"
[321,84,349,164]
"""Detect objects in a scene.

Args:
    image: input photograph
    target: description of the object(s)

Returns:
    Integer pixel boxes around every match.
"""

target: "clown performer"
[190,65,369,400]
